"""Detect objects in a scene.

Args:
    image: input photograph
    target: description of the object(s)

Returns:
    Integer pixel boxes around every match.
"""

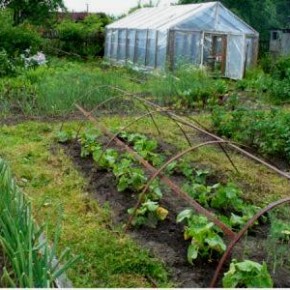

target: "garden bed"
[61,131,290,288]
[63,140,219,287]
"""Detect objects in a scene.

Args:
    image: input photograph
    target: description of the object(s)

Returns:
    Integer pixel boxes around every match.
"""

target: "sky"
[63,0,178,16]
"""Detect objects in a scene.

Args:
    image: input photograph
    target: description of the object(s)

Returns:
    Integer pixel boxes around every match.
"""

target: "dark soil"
[61,136,290,288]
[63,140,221,287]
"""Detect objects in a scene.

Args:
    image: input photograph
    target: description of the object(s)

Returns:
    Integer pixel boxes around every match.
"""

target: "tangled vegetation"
[211,107,290,163]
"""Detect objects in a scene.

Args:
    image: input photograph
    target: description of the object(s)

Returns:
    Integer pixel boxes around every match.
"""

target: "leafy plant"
[128,199,168,228]
[80,132,101,158]
[211,107,290,162]
[211,182,244,212]
[182,182,217,208]
[177,209,226,264]
[56,130,75,143]
[93,148,118,169]
[0,49,16,77]
[113,158,147,192]
[119,131,164,166]
[222,259,273,288]
[269,216,290,243]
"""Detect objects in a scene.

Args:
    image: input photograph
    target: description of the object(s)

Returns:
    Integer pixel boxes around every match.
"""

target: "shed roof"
[107,2,258,35]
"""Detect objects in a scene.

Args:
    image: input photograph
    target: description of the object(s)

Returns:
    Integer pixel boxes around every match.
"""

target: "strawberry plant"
[177,209,226,264]
[222,259,273,288]
[128,199,169,228]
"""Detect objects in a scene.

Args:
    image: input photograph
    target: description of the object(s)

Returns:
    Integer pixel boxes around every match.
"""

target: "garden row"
[58,128,290,287]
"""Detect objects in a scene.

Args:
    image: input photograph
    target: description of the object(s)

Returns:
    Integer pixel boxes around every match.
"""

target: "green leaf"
[187,244,199,264]
[205,235,226,253]
[176,209,193,223]
[222,259,273,288]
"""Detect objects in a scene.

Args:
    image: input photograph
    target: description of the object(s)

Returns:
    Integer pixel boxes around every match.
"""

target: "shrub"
[271,55,290,80]
[211,107,290,162]
[0,11,41,56]
[49,14,111,58]
[270,79,290,103]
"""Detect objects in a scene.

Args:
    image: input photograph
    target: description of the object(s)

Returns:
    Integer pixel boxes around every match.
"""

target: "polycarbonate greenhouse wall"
[105,1,259,79]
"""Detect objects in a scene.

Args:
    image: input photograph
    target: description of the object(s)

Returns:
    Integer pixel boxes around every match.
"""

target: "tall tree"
[0,0,65,25]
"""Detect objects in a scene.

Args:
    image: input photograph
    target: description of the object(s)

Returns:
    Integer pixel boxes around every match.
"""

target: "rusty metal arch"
[76,90,239,174]
[74,94,161,139]
[125,140,239,238]
[210,197,290,287]
[75,104,235,239]
[71,85,195,148]
[60,85,238,174]
[131,95,290,180]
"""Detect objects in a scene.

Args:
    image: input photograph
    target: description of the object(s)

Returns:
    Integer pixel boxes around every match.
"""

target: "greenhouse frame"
[104,2,259,80]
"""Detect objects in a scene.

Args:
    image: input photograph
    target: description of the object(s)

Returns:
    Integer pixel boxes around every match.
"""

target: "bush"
[236,68,272,94]
[47,14,111,58]
[268,56,290,103]
[272,55,290,80]
[211,107,290,162]
[270,79,290,103]
[0,10,42,56]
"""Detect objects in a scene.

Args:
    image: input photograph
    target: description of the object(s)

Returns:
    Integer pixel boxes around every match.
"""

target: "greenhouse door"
[203,34,227,76]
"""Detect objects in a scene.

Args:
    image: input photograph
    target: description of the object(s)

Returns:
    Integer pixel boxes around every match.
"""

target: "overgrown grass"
[144,65,228,108]
[0,59,142,117]
[1,56,290,119]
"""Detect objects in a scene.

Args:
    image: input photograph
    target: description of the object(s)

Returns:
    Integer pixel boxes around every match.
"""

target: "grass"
[1,58,290,121]
[0,121,171,288]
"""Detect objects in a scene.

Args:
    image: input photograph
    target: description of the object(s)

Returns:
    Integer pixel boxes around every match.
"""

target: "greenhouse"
[104,1,259,79]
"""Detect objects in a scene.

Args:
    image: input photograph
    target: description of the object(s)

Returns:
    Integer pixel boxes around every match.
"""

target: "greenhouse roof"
[107,2,258,35]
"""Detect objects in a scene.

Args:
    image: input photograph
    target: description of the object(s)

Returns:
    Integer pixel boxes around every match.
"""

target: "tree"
[0,0,65,25]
